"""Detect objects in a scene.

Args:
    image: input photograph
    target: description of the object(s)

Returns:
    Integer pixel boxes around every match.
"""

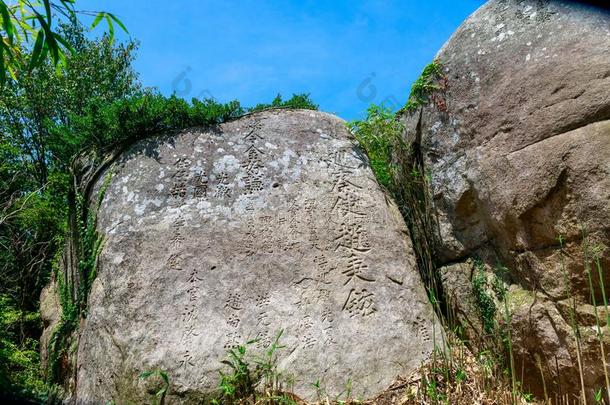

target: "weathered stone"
[400,0,610,399]
[507,286,610,399]
[438,260,484,341]
[40,276,61,372]
[70,109,439,403]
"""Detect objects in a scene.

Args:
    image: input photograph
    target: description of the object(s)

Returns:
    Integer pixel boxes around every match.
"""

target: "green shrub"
[213,330,295,404]
[347,104,404,188]
[0,295,47,402]
[248,93,318,113]
[401,60,444,113]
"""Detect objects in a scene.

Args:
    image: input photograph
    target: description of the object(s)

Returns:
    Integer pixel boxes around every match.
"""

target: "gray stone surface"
[73,109,439,403]
[400,0,610,399]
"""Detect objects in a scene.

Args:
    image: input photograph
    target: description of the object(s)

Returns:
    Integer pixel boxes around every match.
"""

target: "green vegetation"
[0,0,125,83]
[0,21,140,399]
[139,369,170,405]
[347,104,404,188]
[2,6,607,402]
[212,330,297,405]
[350,95,610,405]
[582,228,610,400]
[249,93,318,113]
[401,60,445,113]
[472,263,497,334]
[65,91,316,156]
[0,294,47,401]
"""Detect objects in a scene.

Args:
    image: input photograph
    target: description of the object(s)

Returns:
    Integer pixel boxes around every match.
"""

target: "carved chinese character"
[225,293,244,311]
[243,130,263,142]
[342,255,375,285]
[343,288,377,318]
[213,171,231,198]
[257,310,271,327]
[227,313,240,328]
[225,331,243,349]
[334,222,371,254]
[244,174,264,194]
[173,217,186,228]
[170,158,191,199]
[302,333,317,349]
[182,327,199,344]
[322,325,337,345]
[182,304,197,323]
[169,231,185,250]
[170,182,187,199]
[175,158,191,171]
[188,269,203,283]
[242,145,265,173]
[255,293,271,307]
[167,253,183,271]
[179,350,196,369]
[193,171,208,198]
[321,306,334,323]
[255,330,272,349]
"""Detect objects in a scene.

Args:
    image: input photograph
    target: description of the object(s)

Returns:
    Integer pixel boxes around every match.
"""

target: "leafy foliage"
[217,340,258,401]
[347,104,404,188]
[349,62,449,319]
[0,294,46,402]
[63,93,244,152]
[248,93,318,113]
[0,25,139,399]
[472,263,497,334]
[213,330,297,404]
[350,65,543,405]
[401,60,445,113]
[0,0,126,83]
[139,369,170,405]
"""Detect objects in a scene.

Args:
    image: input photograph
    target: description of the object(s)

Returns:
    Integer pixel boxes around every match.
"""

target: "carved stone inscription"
[81,110,438,402]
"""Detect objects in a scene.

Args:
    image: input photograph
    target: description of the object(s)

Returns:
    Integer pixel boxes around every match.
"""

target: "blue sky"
[80,1,483,120]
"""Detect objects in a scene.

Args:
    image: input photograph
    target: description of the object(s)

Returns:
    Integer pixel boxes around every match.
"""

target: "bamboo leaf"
[53,31,74,55]
[107,12,128,34]
[28,28,44,70]
[43,0,51,26]
[57,0,76,18]
[45,28,60,64]
[0,3,14,43]
[105,14,114,41]
[90,12,104,29]
[0,40,5,85]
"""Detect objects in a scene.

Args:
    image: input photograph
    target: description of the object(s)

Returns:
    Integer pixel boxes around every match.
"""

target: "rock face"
[402,0,610,399]
[40,277,61,373]
[72,109,439,403]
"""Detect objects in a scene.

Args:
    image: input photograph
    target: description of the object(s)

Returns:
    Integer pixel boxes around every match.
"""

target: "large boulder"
[68,109,439,403]
[402,0,610,399]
